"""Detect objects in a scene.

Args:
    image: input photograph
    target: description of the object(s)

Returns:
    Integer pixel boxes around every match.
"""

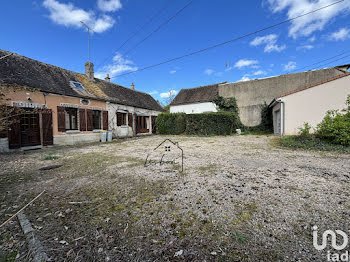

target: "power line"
[290,49,350,73]
[111,0,344,79]
[123,0,196,56]
[96,0,173,68]
[312,54,350,69]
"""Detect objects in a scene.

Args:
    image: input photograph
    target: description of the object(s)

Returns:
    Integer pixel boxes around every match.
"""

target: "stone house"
[0,49,163,152]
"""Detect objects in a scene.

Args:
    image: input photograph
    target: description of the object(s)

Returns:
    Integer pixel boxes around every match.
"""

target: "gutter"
[276,98,285,136]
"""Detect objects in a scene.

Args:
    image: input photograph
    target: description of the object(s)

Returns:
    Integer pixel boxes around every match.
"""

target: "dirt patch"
[1,135,350,261]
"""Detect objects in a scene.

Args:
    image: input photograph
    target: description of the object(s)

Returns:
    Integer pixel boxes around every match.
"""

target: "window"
[70,81,86,91]
[65,108,78,130]
[92,110,101,129]
[117,112,127,126]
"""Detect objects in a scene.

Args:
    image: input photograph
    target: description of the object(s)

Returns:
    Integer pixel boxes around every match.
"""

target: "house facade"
[170,66,350,126]
[270,73,350,136]
[170,83,223,114]
[0,49,163,152]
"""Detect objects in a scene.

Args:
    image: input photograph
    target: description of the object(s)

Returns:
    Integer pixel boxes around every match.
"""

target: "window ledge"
[93,129,103,133]
[66,130,80,134]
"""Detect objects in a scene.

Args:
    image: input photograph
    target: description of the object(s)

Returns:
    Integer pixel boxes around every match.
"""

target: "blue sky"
[1,0,350,104]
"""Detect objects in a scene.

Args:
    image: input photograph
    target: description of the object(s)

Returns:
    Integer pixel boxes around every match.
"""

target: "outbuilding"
[269,73,350,136]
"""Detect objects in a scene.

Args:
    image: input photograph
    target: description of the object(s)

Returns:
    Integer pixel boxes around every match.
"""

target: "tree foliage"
[315,96,350,146]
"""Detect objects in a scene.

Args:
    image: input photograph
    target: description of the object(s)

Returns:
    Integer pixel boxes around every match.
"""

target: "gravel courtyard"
[1,135,350,261]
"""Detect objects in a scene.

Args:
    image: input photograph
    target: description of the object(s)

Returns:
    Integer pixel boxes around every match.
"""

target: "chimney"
[131,82,135,90]
[85,62,94,80]
[105,74,110,82]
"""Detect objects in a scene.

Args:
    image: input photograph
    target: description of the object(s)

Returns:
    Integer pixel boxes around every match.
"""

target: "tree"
[162,90,177,106]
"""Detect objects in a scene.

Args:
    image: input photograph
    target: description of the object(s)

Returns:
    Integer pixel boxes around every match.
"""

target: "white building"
[270,73,350,136]
[170,83,222,114]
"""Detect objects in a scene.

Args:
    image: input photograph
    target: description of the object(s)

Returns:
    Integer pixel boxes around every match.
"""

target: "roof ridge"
[181,82,226,90]
[0,49,81,77]
[0,48,153,97]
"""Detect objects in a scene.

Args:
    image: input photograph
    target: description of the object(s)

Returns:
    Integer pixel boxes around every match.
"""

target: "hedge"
[156,113,186,135]
[156,112,240,136]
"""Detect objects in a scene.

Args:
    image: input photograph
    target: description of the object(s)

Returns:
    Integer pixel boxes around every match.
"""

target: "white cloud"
[169,70,177,74]
[239,74,251,82]
[284,61,297,71]
[160,90,178,98]
[234,59,259,69]
[250,34,286,53]
[308,36,316,42]
[297,44,314,50]
[267,0,350,39]
[330,28,350,41]
[43,0,115,33]
[97,0,122,12]
[253,70,267,76]
[95,52,137,79]
[204,69,215,75]
[149,91,158,95]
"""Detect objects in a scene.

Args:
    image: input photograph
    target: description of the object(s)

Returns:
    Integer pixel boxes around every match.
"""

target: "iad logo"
[313,226,349,261]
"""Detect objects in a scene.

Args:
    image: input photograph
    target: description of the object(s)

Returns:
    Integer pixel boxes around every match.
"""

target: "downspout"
[276,98,285,136]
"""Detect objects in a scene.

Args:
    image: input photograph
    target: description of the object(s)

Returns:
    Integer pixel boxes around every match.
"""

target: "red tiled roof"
[278,72,350,98]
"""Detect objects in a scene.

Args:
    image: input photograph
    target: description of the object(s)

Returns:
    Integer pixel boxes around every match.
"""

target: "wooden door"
[20,111,41,147]
[42,109,53,146]
[8,111,21,149]
[151,116,157,134]
[136,116,149,133]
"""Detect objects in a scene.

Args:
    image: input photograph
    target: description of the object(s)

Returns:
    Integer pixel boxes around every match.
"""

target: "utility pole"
[80,21,93,63]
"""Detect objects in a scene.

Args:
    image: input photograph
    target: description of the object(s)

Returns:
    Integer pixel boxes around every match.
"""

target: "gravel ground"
[0,135,350,261]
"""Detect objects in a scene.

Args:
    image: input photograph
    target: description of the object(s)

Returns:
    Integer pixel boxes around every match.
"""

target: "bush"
[279,135,350,153]
[156,112,240,136]
[156,113,186,135]
[185,112,239,136]
[299,122,312,138]
[316,110,350,146]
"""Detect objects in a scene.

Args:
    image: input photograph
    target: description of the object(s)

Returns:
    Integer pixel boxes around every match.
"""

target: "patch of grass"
[0,251,18,262]
[43,155,59,161]
[278,136,350,153]
[198,164,217,174]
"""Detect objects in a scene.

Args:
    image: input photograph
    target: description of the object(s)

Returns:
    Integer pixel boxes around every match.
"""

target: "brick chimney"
[131,82,135,90]
[105,74,111,82]
[85,62,94,80]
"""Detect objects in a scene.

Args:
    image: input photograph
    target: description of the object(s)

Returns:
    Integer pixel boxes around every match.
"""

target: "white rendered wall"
[170,102,217,114]
[273,75,350,135]
[107,102,161,137]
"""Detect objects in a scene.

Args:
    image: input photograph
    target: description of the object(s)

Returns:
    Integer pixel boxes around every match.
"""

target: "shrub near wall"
[156,113,186,135]
[156,112,239,136]
[185,112,238,136]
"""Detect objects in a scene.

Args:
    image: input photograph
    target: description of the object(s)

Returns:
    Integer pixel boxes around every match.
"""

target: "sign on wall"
[12,101,46,109]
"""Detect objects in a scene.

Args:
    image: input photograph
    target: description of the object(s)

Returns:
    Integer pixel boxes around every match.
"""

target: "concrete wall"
[219,68,347,126]
[170,102,217,114]
[54,133,101,145]
[0,138,9,153]
[107,102,160,138]
[272,75,350,135]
